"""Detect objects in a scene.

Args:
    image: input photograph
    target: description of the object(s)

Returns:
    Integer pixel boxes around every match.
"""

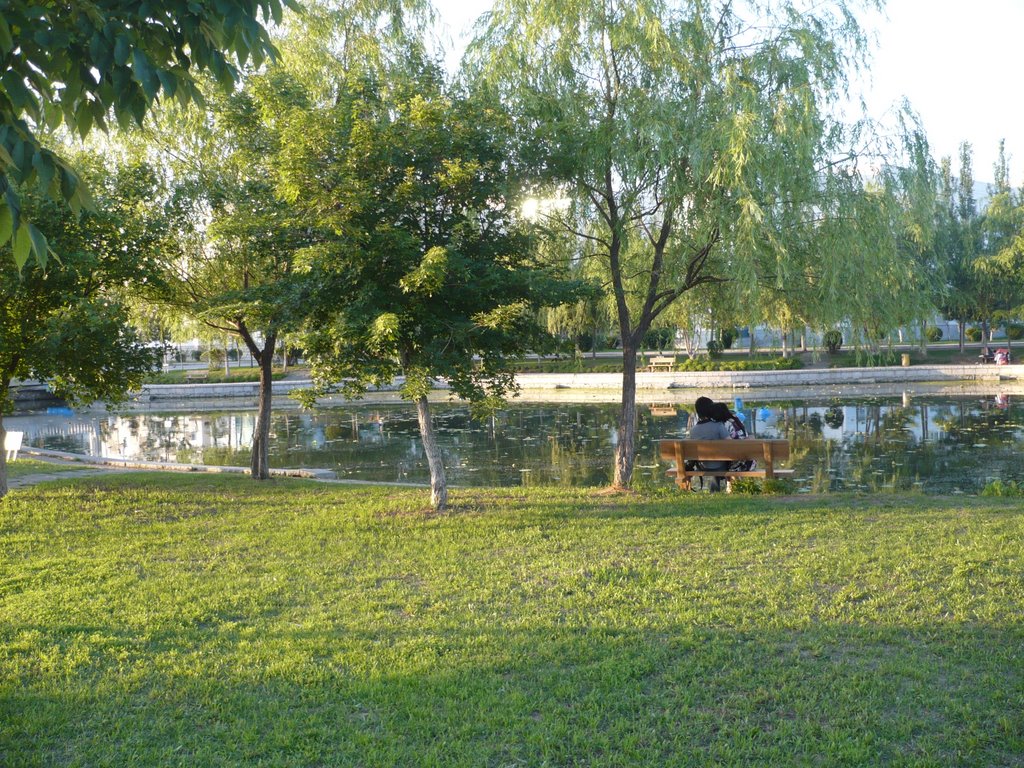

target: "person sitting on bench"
[712,401,755,473]
[688,396,730,491]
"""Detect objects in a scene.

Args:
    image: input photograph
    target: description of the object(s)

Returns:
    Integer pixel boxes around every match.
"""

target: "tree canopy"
[0,157,161,496]
[0,0,296,267]
[282,63,584,509]
[468,0,928,486]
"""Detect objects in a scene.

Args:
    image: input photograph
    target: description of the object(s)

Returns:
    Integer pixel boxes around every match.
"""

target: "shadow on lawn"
[3,620,1021,767]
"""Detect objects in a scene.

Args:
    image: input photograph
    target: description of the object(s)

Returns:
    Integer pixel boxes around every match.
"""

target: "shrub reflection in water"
[10,394,1024,494]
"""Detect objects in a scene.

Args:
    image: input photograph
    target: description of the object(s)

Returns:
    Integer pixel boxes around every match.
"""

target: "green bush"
[643,327,674,350]
[966,327,983,343]
[925,326,943,342]
[676,356,800,372]
[1005,324,1024,341]
[706,339,723,358]
[824,405,844,429]
[981,479,1024,497]
[720,328,737,350]
[823,329,843,354]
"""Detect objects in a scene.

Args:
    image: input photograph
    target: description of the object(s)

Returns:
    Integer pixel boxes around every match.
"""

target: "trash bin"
[901,353,910,367]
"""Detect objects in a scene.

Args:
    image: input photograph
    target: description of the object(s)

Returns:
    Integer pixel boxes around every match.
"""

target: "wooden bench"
[659,439,794,490]
[644,355,676,372]
[4,430,23,461]
[185,370,210,383]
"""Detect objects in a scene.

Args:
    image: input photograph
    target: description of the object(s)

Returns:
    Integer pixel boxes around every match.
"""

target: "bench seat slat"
[666,469,795,478]
[658,438,792,489]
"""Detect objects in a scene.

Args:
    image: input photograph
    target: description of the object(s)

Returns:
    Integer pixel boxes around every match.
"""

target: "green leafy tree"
[0,0,295,267]
[976,140,1024,342]
[470,0,923,487]
[0,161,160,497]
[147,81,312,481]
[285,65,582,510]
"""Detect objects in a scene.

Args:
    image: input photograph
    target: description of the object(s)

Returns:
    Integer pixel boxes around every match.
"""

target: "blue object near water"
[734,397,743,411]
[758,407,772,420]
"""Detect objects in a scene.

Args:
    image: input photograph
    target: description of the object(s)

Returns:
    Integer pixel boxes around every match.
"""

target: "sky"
[430,0,1024,184]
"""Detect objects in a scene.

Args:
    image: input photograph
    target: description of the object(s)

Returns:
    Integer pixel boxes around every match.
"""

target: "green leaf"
[26,222,48,268]
[12,221,32,270]
[114,34,131,66]
[0,201,12,245]
[32,151,56,194]
[132,49,159,100]
[0,16,12,54]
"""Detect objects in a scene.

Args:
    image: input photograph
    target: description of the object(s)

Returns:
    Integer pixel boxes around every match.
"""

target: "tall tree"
[470,0,923,487]
[284,65,582,510]
[0,0,295,267]
[0,160,159,497]
[977,140,1024,338]
[146,79,311,481]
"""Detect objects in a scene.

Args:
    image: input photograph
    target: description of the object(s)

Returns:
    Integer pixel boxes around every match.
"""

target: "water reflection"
[8,394,1024,493]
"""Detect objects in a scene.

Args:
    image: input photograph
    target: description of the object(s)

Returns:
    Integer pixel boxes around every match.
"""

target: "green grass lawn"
[2,475,1022,766]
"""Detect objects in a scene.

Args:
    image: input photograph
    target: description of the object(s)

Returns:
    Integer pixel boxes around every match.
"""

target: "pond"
[8,393,1023,494]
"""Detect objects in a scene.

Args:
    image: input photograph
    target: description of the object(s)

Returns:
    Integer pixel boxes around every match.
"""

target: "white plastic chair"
[4,431,23,461]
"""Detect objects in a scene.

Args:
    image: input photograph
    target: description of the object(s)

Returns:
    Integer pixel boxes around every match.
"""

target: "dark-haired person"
[688,397,729,491]
[711,401,755,480]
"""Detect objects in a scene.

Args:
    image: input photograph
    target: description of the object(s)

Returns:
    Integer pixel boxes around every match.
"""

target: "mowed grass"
[1,475,1022,767]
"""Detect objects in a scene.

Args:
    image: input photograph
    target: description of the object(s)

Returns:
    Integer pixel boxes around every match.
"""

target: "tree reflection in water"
[10,394,1024,493]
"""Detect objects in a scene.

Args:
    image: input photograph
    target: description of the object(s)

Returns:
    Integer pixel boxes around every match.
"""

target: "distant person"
[688,396,730,491]
[995,348,1011,365]
[711,401,755,473]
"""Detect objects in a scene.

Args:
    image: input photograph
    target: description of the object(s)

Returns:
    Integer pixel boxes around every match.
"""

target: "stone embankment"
[137,364,1022,401]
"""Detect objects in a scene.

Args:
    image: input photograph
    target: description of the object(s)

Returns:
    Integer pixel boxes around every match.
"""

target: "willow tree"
[469,0,922,487]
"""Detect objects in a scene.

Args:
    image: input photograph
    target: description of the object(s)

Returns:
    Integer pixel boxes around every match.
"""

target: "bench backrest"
[649,356,675,364]
[659,439,789,464]
[4,430,23,461]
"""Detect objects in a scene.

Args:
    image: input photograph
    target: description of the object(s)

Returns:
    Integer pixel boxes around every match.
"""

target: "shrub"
[824,405,844,429]
[966,327,983,343]
[573,331,594,352]
[705,339,723,358]
[676,356,800,372]
[925,326,943,342]
[823,329,843,354]
[643,327,674,350]
[720,328,737,350]
[1006,324,1024,341]
[981,479,1024,497]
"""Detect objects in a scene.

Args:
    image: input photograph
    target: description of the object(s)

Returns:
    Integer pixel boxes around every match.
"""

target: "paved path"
[6,467,128,490]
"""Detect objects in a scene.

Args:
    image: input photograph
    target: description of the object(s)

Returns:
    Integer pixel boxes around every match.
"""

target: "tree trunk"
[748,327,756,356]
[223,337,230,378]
[613,343,638,488]
[250,337,275,481]
[0,416,7,500]
[416,395,447,510]
[781,331,789,359]
[280,336,289,374]
[958,320,965,354]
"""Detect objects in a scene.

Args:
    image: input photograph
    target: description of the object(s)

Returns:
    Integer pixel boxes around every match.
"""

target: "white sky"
[430,0,1024,184]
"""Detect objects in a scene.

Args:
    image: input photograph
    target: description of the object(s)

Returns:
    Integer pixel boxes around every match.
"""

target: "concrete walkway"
[6,451,431,491]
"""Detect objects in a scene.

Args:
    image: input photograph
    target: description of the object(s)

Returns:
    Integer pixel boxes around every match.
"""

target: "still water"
[9,394,1023,493]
